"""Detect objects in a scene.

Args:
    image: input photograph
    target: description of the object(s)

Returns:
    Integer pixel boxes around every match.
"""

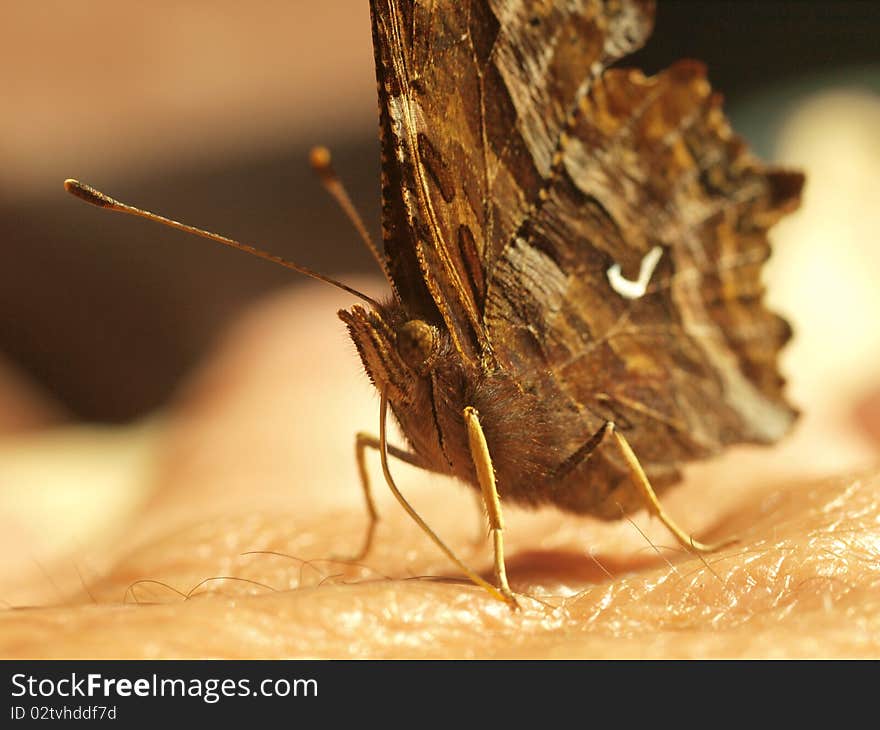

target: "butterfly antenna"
[63,178,381,310]
[309,146,392,284]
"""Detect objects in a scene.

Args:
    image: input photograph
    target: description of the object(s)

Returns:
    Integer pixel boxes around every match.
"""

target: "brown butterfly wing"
[369,0,656,360]
[483,60,803,505]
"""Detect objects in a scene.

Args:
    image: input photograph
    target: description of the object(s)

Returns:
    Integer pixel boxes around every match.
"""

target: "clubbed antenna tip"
[64,179,119,209]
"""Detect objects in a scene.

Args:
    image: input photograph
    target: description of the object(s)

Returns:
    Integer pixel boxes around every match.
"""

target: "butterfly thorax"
[338,298,638,515]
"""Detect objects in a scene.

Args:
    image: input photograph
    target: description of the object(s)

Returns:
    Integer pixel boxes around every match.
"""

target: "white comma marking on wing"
[607,245,664,300]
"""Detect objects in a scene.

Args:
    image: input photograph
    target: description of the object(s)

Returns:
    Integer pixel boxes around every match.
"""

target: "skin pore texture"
[1,281,879,659]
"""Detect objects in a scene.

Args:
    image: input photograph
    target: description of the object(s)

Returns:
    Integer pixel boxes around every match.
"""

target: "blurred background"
[1,1,879,604]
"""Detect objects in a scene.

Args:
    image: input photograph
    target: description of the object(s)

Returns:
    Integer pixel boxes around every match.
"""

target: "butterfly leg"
[371,391,518,609]
[357,433,487,556]
[608,424,736,553]
[463,406,519,609]
[345,432,424,561]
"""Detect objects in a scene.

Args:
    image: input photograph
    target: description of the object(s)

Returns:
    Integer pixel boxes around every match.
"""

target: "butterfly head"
[338,302,448,404]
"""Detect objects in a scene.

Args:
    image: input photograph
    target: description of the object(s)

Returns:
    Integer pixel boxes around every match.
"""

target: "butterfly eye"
[396,320,438,371]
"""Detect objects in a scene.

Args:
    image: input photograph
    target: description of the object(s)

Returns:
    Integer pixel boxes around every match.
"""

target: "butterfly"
[337,0,803,606]
[66,0,803,609]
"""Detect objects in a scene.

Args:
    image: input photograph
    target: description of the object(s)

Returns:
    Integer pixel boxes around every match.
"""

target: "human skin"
[1,283,878,658]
